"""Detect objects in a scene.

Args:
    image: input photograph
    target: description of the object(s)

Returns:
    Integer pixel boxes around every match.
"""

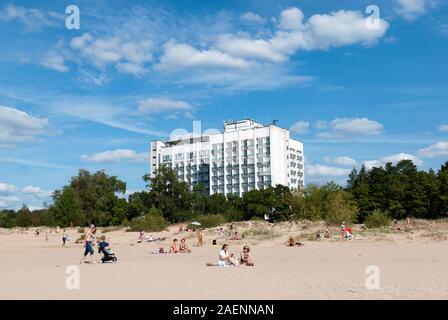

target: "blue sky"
[0,0,447,209]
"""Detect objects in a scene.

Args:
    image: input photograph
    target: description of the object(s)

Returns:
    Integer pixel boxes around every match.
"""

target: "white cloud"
[0,106,49,147]
[394,0,436,20]
[0,3,63,31]
[315,120,327,129]
[278,7,305,30]
[156,41,251,71]
[41,51,69,72]
[70,33,153,75]
[364,153,424,169]
[137,97,194,115]
[290,121,309,134]
[330,118,383,135]
[81,149,150,163]
[0,195,20,208]
[240,12,265,24]
[0,182,17,194]
[417,141,448,158]
[157,7,388,74]
[437,124,448,132]
[324,156,357,166]
[22,185,52,198]
[214,8,389,65]
[306,164,351,177]
[316,117,384,140]
[216,34,287,62]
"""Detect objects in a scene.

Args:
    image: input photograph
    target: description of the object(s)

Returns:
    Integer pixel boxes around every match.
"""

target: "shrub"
[223,209,244,222]
[364,210,391,228]
[101,226,122,233]
[195,214,226,228]
[129,207,167,232]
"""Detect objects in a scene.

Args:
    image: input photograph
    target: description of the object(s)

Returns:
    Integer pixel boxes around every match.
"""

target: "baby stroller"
[98,241,117,263]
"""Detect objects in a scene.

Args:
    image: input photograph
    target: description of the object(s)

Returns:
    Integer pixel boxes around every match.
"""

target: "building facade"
[150,119,304,196]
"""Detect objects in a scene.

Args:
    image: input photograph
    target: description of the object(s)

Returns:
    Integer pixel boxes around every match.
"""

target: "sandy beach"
[1,221,448,300]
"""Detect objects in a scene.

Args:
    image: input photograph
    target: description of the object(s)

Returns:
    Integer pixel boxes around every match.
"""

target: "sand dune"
[1,221,448,299]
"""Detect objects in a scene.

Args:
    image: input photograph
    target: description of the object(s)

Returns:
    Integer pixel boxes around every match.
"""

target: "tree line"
[1,160,447,229]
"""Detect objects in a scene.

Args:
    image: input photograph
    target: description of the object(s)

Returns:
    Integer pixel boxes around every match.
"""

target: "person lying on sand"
[239,246,254,266]
[169,239,179,253]
[287,236,304,247]
[179,238,191,253]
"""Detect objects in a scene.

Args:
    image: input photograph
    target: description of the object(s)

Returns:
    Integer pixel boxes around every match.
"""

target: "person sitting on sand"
[344,226,353,240]
[169,239,179,253]
[324,227,330,239]
[287,236,295,247]
[209,244,238,266]
[239,245,254,266]
[221,244,238,266]
[179,238,191,253]
[230,231,241,240]
[138,231,144,243]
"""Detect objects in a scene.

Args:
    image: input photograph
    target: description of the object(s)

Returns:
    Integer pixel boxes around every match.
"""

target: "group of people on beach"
[207,243,254,267]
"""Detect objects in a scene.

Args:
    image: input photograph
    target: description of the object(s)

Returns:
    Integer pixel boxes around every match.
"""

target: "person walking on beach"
[80,225,96,264]
[62,229,70,247]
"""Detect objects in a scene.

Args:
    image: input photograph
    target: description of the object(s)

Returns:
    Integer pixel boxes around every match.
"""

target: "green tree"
[51,187,84,227]
[438,161,448,216]
[69,169,126,225]
[143,165,190,222]
[15,205,32,227]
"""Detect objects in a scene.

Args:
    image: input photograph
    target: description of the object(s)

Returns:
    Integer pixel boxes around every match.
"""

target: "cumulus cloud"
[437,124,448,132]
[41,51,69,72]
[306,164,351,177]
[70,33,153,75]
[157,7,388,73]
[394,0,437,20]
[240,12,265,24]
[0,106,49,147]
[330,118,383,135]
[290,121,309,134]
[215,8,389,64]
[81,149,150,163]
[364,153,423,169]
[0,195,20,208]
[417,141,448,158]
[0,182,17,194]
[22,185,52,198]
[156,41,251,71]
[316,117,384,139]
[324,156,357,166]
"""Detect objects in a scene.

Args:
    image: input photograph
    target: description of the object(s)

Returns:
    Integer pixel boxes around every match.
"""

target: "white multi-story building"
[150,119,304,196]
